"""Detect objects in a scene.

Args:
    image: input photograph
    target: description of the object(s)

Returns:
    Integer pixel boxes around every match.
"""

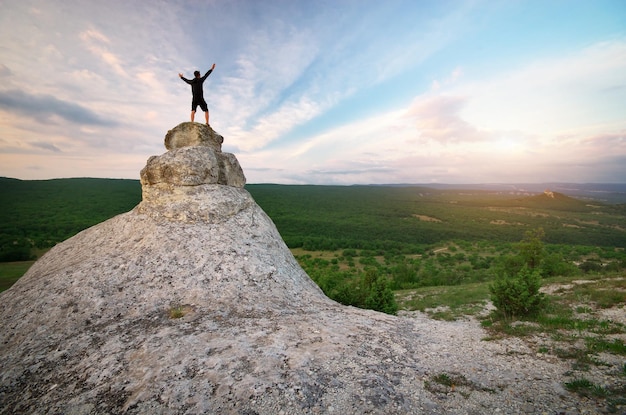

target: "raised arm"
[201,64,216,80]
[178,73,192,84]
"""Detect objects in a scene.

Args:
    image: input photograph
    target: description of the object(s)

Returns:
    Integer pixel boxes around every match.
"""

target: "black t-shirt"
[182,69,213,99]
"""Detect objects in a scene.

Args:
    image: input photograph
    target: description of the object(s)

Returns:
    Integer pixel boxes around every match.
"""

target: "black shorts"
[192,98,208,112]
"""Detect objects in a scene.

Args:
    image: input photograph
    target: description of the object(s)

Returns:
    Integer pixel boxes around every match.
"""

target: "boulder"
[140,147,245,188]
[164,122,224,151]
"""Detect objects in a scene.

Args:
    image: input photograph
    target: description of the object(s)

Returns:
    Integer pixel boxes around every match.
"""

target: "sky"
[0,0,625,185]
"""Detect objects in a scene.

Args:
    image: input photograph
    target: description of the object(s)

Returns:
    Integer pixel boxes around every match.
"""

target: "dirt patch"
[490,219,523,226]
[485,207,550,217]
[412,214,441,222]
[540,279,596,294]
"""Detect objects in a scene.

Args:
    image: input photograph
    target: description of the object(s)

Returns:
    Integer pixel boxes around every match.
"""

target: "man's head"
[194,70,200,78]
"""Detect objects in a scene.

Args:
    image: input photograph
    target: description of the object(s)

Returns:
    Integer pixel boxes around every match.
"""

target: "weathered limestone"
[142,123,245,188]
[137,123,246,222]
[164,121,224,151]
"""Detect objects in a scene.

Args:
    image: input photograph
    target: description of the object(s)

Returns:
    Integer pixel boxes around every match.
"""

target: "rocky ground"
[394,309,621,415]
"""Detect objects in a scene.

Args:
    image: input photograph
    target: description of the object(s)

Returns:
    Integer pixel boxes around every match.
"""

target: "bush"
[0,237,33,262]
[579,260,603,273]
[518,228,545,269]
[324,268,398,315]
[541,253,579,277]
[490,266,545,319]
[364,271,398,315]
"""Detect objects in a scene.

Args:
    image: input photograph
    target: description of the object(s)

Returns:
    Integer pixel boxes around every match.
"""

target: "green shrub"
[518,228,545,269]
[490,266,545,319]
[579,259,603,273]
[364,271,398,315]
[541,253,579,277]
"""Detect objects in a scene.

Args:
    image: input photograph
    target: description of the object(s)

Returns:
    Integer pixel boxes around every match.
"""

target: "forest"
[0,177,141,261]
[247,184,626,250]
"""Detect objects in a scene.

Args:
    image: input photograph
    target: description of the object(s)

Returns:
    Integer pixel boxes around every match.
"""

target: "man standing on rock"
[178,63,216,126]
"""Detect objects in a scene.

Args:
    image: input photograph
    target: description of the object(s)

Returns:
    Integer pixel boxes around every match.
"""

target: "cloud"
[431,67,463,91]
[0,64,12,77]
[404,95,489,144]
[213,22,323,149]
[580,131,626,148]
[0,89,117,126]
[214,2,471,152]
[79,29,128,77]
[453,40,626,134]
[31,141,61,152]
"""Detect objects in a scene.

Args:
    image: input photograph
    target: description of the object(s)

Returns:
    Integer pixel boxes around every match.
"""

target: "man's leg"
[204,111,209,125]
[190,110,195,122]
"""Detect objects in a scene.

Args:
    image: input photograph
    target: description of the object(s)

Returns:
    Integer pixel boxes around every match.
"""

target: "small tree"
[360,268,398,315]
[497,228,547,277]
[518,227,545,269]
[364,272,398,315]
[490,266,545,319]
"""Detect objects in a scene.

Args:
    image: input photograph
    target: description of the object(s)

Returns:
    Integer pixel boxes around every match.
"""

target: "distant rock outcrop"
[0,123,428,414]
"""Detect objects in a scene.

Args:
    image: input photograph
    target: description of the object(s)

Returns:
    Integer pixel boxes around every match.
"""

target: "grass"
[424,372,496,396]
[566,377,626,412]
[168,305,186,319]
[396,282,491,320]
[586,337,626,355]
[565,378,608,398]
[0,261,34,292]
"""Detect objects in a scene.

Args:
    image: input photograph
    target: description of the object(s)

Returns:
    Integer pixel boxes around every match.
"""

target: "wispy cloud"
[0,64,12,77]
[454,39,626,134]
[404,95,489,144]
[31,141,62,152]
[216,1,472,153]
[255,36,626,185]
[79,29,128,78]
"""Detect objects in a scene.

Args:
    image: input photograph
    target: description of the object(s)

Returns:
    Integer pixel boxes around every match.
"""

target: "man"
[178,63,216,125]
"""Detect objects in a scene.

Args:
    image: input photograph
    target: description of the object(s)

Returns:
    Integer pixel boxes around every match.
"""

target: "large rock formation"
[0,123,430,414]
